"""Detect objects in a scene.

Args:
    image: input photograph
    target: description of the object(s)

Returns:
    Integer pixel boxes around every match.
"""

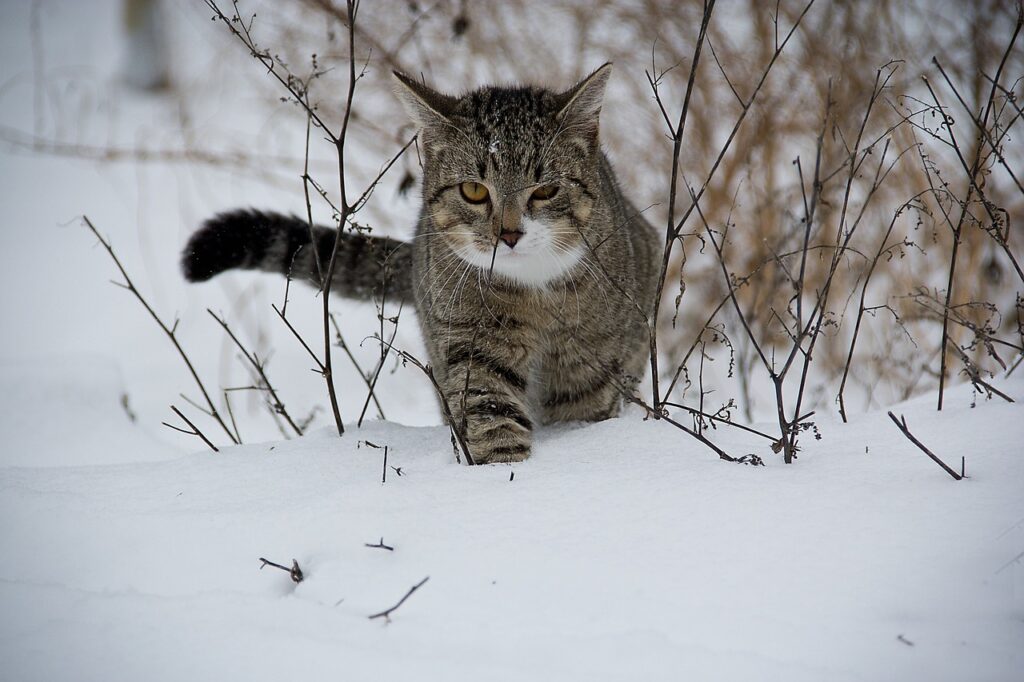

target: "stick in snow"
[886,411,963,480]
[259,557,304,583]
[368,576,429,622]
[163,405,219,452]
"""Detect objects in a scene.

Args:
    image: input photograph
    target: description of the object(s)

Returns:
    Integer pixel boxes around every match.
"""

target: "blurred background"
[1,0,1020,459]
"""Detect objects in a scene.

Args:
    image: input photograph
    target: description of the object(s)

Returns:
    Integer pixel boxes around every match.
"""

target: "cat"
[181,63,660,463]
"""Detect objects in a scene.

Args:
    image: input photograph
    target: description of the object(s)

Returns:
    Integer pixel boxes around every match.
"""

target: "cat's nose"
[499,230,523,248]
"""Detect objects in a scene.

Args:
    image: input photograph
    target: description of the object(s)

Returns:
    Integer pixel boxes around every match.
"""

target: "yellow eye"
[531,184,559,201]
[459,182,490,204]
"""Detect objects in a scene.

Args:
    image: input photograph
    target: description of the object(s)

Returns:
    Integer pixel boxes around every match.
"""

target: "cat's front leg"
[441,338,534,464]
[539,344,629,425]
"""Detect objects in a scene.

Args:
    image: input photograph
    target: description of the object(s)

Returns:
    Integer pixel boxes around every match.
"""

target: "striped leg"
[539,351,624,424]
[442,339,534,463]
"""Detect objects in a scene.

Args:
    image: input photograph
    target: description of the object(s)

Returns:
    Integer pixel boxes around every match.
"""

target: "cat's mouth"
[456,237,584,288]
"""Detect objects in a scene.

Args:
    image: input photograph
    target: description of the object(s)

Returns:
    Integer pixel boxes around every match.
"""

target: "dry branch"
[647,0,717,407]
[208,0,416,437]
[208,309,304,437]
[378,339,475,466]
[886,411,964,480]
[259,557,305,583]
[364,537,394,551]
[329,314,385,421]
[358,302,403,428]
[662,401,776,441]
[162,405,220,452]
[82,216,238,446]
[368,576,429,622]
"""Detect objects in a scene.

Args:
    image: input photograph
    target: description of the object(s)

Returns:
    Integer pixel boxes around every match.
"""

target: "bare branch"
[886,412,963,480]
[208,309,305,437]
[258,557,304,583]
[163,406,220,453]
[83,216,238,445]
[364,537,394,551]
[368,576,429,622]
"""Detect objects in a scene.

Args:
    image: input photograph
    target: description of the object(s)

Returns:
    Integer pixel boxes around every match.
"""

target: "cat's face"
[394,65,611,287]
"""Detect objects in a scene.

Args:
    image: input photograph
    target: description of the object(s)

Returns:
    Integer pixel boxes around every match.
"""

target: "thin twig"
[838,193,929,421]
[83,216,237,445]
[662,402,776,441]
[330,314,385,420]
[648,0,716,408]
[272,303,325,371]
[365,537,394,551]
[379,340,474,465]
[368,576,429,622]
[358,302,403,427]
[163,406,220,452]
[208,309,304,437]
[886,411,963,480]
[259,557,304,583]
[314,0,364,437]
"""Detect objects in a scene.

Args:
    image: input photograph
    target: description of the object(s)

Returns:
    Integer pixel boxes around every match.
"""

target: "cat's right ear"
[392,71,457,129]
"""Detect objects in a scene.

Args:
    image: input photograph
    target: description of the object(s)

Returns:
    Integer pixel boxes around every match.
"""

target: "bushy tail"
[181,209,413,304]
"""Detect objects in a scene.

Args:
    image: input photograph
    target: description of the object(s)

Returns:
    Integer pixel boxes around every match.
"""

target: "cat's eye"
[459,182,490,204]
[531,184,559,201]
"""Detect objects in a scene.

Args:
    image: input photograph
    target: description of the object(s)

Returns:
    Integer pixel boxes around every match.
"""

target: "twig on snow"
[886,411,963,480]
[259,557,304,583]
[368,576,429,622]
[162,405,220,452]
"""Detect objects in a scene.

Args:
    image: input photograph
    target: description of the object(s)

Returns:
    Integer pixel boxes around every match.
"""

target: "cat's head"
[393,64,612,288]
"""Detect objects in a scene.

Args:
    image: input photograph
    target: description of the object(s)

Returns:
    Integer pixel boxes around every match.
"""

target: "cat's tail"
[181,209,413,304]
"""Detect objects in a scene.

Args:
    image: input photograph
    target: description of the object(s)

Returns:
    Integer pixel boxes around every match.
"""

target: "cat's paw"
[472,443,531,464]
[459,396,534,464]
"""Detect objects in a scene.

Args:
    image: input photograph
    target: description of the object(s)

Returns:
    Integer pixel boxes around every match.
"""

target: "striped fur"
[181,209,412,303]
[182,65,660,464]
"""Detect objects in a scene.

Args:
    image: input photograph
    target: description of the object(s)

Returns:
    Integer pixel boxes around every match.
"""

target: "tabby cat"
[182,64,660,463]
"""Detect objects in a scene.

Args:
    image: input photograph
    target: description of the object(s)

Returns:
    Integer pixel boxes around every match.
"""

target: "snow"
[1,1,1022,680]
[1,375,1022,681]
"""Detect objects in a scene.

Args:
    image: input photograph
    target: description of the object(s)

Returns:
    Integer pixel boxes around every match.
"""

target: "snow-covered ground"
[2,373,1023,682]
[1,2,1022,680]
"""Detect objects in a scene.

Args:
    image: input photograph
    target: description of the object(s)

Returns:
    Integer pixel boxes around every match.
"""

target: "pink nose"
[499,230,523,248]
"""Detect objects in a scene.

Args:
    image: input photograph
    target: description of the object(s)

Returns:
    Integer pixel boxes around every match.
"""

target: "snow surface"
[1,373,1023,681]
[1,2,1022,681]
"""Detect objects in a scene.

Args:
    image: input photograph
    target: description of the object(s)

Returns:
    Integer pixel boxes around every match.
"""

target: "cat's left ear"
[392,71,457,130]
[553,62,612,133]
